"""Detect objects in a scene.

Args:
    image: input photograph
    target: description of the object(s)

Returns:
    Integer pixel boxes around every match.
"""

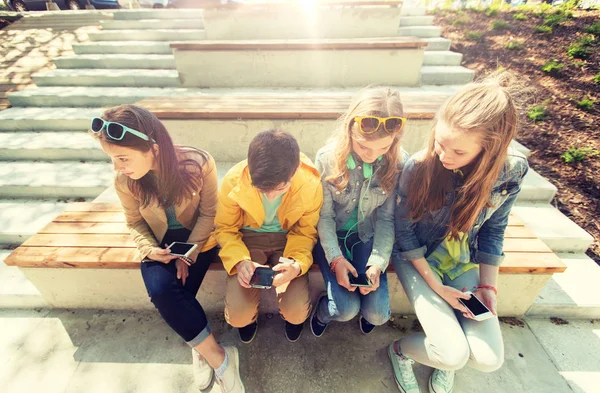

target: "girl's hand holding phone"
[147,246,178,264]
[436,284,472,317]
[333,257,358,292]
[359,265,382,295]
[474,288,497,315]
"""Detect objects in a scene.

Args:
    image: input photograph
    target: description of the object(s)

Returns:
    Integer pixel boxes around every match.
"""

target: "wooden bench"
[169,38,427,88]
[5,202,566,316]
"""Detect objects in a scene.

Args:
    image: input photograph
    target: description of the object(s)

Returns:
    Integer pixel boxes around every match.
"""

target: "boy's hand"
[236,260,261,288]
[359,265,381,295]
[272,259,301,288]
[334,258,358,292]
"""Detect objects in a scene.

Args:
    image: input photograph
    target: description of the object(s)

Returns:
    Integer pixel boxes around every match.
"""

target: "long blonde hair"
[325,87,405,194]
[406,73,522,239]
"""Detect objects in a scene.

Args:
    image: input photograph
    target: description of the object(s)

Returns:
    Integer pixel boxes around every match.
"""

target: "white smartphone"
[458,291,494,321]
[167,242,198,258]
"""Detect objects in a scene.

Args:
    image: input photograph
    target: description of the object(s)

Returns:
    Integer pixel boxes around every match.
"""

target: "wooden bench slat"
[53,211,127,223]
[63,203,125,212]
[40,222,129,235]
[502,238,553,253]
[22,234,136,248]
[501,251,566,273]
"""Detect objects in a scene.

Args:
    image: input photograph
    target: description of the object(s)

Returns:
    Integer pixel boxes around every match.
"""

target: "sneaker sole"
[239,322,258,344]
[428,374,453,393]
[285,326,303,343]
[387,343,409,393]
[310,293,328,338]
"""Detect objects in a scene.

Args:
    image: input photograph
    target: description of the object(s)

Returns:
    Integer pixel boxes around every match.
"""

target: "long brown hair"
[325,87,405,194]
[406,73,522,239]
[90,104,207,208]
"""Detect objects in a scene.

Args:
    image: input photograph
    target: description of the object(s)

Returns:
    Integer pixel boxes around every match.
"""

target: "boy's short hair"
[248,129,300,191]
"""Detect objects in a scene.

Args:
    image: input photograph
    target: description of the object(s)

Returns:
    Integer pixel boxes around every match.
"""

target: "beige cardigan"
[115,148,218,262]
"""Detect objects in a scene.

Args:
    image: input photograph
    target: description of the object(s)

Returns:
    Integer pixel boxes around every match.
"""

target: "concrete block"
[400,6,427,16]
[174,47,425,88]
[112,9,204,20]
[517,169,557,203]
[54,54,176,69]
[399,15,435,26]
[203,7,402,39]
[0,251,48,308]
[0,107,101,131]
[0,201,71,245]
[0,131,105,161]
[528,254,600,318]
[0,161,113,199]
[512,205,594,254]
[398,25,442,38]
[73,41,172,55]
[423,50,462,66]
[88,29,206,42]
[424,37,452,51]
[101,18,203,30]
[33,69,180,88]
[421,66,475,85]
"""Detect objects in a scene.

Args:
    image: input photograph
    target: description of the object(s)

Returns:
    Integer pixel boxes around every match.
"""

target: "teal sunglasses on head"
[91,117,155,142]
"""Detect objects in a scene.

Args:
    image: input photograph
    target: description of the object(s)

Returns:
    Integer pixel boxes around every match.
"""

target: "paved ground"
[1,308,598,393]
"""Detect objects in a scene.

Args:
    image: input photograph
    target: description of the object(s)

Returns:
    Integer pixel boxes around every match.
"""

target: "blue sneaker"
[359,316,376,334]
[429,369,454,393]
[388,342,420,393]
[310,294,328,337]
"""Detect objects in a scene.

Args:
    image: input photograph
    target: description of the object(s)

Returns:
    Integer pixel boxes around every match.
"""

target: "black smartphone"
[249,267,275,289]
[167,242,197,257]
[458,292,493,321]
[348,273,372,287]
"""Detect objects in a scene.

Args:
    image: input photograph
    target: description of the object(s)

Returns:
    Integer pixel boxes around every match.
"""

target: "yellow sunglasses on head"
[354,116,407,135]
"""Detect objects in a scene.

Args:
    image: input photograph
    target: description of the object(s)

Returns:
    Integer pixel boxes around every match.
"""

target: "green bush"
[561,147,599,164]
[467,31,485,41]
[527,105,548,122]
[451,16,471,26]
[513,13,528,21]
[543,13,568,27]
[593,73,600,84]
[486,7,499,17]
[567,35,595,59]
[534,25,553,34]
[586,22,600,36]
[505,40,524,50]
[533,3,554,16]
[492,20,511,30]
[575,97,595,111]
[541,59,564,74]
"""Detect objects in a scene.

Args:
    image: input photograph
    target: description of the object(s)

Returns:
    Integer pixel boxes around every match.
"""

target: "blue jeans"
[313,233,390,325]
[141,228,217,347]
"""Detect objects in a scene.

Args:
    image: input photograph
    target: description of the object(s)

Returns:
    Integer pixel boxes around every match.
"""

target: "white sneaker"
[388,342,421,393]
[216,346,245,393]
[429,369,454,393]
[192,349,214,391]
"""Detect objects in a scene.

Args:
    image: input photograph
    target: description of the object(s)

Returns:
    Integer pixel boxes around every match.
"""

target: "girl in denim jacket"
[310,87,408,337]
[387,74,529,393]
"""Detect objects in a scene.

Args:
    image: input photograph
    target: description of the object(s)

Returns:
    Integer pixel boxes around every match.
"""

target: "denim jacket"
[394,147,529,267]
[316,144,408,272]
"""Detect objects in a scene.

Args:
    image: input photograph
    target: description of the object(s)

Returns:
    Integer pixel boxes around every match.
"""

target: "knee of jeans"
[361,308,390,326]
[469,352,504,373]
[330,296,360,322]
[148,287,183,310]
[434,338,471,370]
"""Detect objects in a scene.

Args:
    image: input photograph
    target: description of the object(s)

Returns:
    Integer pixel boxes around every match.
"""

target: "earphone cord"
[340,175,373,261]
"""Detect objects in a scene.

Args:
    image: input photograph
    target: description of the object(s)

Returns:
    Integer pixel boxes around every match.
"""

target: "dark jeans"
[141,228,217,347]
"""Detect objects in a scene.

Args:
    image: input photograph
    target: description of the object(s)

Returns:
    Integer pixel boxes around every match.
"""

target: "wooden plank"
[63,202,124,212]
[503,226,537,239]
[53,211,126,223]
[40,222,129,235]
[171,38,427,51]
[502,238,553,253]
[4,246,140,268]
[500,251,566,274]
[22,234,135,248]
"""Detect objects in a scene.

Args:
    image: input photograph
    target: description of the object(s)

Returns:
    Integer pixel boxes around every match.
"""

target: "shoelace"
[433,370,454,391]
[398,357,418,385]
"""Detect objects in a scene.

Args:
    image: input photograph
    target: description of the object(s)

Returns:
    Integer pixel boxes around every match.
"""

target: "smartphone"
[458,292,494,321]
[167,242,198,258]
[348,273,372,287]
[249,266,275,289]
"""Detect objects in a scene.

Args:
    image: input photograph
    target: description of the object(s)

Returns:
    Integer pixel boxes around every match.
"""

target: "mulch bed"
[434,6,600,264]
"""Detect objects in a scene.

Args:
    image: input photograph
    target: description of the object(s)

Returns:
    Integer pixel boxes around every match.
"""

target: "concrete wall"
[20,267,552,317]
[163,119,433,162]
[174,48,424,88]
[203,7,402,40]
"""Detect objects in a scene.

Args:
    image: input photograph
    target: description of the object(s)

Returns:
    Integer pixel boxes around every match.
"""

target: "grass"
[451,16,471,26]
[534,25,553,34]
[543,13,569,27]
[594,73,600,84]
[567,35,596,59]
[505,40,524,50]
[467,31,485,41]
[513,13,528,21]
[541,59,564,75]
[561,147,600,164]
[575,97,595,111]
[586,22,600,36]
[486,7,499,17]
[527,104,548,122]
[492,20,511,30]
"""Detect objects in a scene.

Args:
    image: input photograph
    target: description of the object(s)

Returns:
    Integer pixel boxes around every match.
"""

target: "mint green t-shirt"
[244,193,287,233]
[340,207,359,232]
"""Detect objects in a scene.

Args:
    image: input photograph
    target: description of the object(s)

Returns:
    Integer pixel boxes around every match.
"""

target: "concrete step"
[112,9,205,20]
[422,51,462,66]
[513,140,531,158]
[100,18,204,30]
[87,29,206,41]
[400,6,427,16]
[8,86,185,107]
[421,66,475,85]
[517,169,557,204]
[527,253,600,318]
[0,107,100,131]
[0,131,105,161]
[0,161,113,199]
[512,204,594,254]
[398,25,441,38]
[54,54,176,69]
[0,200,71,245]
[73,41,171,55]
[0,250,48,308]
[32,69,180,88]
[399,15,434,26]
[424,37,452,51]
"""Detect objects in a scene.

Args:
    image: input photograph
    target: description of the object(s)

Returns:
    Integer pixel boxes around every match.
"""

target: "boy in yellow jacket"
[215,129,323,343]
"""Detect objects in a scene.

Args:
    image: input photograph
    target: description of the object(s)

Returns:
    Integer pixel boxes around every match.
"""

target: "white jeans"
[392,256,504,372]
